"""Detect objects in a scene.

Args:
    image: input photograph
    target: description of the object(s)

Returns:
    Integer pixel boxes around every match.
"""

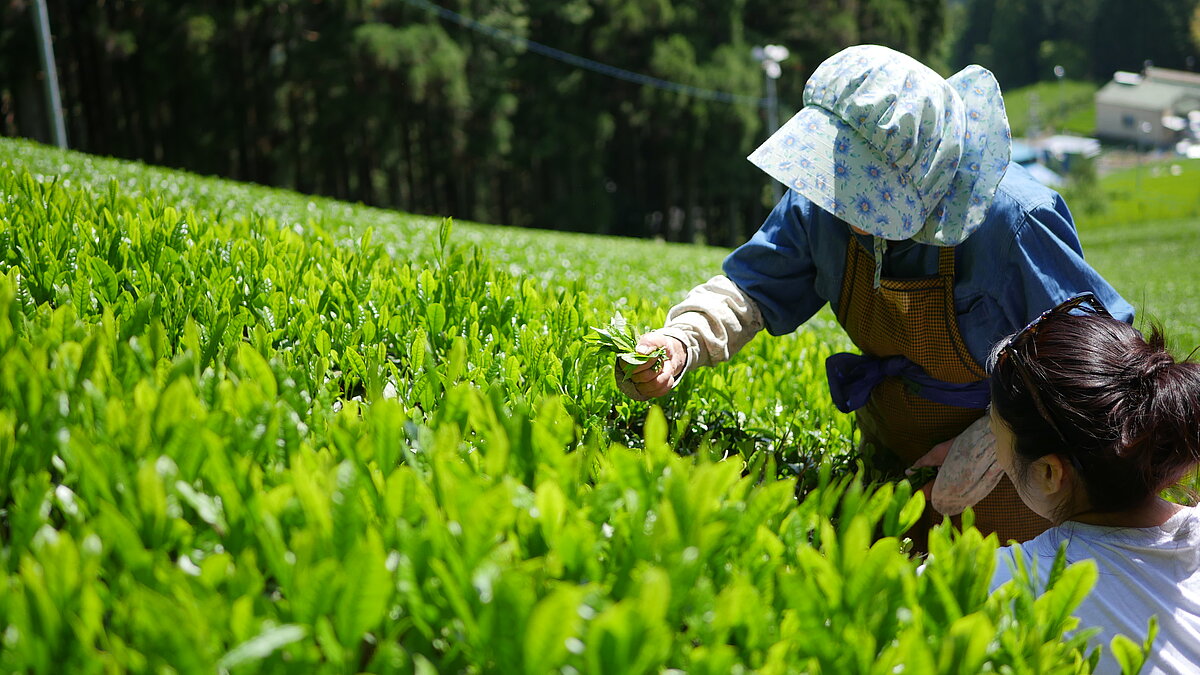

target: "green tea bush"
[0,139,1141,672]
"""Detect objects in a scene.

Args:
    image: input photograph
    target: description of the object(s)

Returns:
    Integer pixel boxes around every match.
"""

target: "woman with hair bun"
[987,293,1200,673]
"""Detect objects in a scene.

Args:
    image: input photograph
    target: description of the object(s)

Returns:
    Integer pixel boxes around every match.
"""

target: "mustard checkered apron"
[836,237,1049,545]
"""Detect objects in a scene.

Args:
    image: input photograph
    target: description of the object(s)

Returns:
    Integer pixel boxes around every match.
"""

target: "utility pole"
[32,0,68,148]
[753,44,789,203]
[1053,65,1065,133]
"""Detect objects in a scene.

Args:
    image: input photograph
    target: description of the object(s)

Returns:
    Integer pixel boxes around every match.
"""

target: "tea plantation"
[0,138,1152,673]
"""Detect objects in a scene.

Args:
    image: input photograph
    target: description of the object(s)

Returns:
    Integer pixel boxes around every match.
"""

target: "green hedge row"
[0,140,1134,672]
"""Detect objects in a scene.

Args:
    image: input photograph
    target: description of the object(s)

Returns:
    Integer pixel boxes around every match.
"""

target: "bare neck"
[1068,497,1184,529]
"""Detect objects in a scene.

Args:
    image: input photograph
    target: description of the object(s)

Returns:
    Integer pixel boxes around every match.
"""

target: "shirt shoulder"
[955,165,1045,257]
[991,162,1063,216]
[957,162,1085,278]
[990,526,1070,592]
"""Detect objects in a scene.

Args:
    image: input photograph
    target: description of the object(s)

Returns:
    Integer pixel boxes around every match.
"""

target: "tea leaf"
[218,624,307,669]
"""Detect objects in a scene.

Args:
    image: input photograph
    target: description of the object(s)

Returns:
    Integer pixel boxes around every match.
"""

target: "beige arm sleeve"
[654,275,765,376]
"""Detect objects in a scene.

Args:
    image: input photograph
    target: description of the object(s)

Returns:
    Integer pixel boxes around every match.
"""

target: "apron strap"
[937,245,955,277]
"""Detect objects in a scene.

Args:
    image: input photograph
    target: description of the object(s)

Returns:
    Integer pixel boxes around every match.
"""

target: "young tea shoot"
[585,313,667,377]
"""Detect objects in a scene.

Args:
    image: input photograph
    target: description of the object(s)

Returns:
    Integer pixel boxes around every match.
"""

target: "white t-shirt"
[991,506,1200,674]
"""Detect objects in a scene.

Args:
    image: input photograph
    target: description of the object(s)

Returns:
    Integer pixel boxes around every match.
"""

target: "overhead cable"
[398,0,768,108]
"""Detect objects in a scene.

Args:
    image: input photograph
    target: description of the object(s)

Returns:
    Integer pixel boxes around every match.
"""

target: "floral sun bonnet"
[748,44,1013,285]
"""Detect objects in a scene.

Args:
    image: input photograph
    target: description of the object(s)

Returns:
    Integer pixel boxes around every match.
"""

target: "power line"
[398,0,767,108]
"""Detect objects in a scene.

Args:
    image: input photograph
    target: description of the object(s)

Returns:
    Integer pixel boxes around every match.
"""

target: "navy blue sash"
[826,352,990,414]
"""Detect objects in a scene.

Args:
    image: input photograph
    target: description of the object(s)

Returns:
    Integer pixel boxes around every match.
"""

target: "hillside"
[0,138,1123,672]
[1002,79,1099,138]
[1070,157,1200,353]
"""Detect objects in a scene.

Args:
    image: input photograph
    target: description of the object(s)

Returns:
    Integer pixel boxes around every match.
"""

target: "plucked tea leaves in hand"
[584,314,667,377]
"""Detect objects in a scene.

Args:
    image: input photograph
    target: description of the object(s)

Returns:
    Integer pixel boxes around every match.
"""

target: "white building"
[1095,67,1200,147]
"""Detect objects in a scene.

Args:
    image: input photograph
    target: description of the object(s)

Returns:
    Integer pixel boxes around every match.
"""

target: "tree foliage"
[3,0,951,245]
[952,0,1200,88]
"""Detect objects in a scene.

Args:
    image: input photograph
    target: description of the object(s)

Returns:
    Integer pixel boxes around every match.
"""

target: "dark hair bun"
[1113,325,1200,497]
[1140,352,1174,380]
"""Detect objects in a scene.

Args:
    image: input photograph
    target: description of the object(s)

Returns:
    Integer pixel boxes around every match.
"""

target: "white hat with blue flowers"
[748,44,1011,248]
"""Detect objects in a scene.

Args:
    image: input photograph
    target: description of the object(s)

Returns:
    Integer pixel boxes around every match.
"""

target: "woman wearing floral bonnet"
[615,44,1134,548]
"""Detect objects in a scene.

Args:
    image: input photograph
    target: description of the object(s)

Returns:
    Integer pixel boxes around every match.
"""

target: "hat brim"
[915,66,1011,246]
[929,415,1004,515]
[748,108,929,240]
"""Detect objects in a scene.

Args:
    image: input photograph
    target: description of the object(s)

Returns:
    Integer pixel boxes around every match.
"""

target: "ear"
[1030,454,1073,496]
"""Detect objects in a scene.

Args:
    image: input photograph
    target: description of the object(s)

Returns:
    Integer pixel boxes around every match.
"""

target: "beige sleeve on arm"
[654,275,765,375]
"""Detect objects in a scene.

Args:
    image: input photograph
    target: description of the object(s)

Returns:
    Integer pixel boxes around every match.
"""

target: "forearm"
[656,275,765,374]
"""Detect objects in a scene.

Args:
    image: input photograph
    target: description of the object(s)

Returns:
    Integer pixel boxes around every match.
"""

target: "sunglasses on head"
[997,292,1111,443]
